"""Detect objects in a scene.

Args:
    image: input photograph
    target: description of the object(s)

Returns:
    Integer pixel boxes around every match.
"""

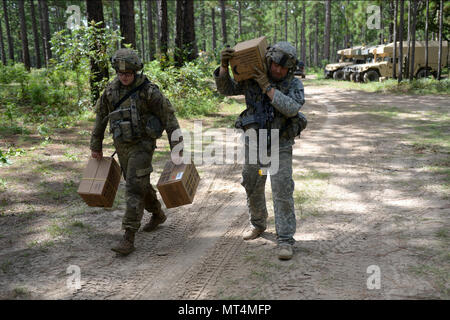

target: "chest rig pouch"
[108,79,149,143]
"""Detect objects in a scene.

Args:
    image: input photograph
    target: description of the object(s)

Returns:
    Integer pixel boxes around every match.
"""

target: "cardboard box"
[229,36,268,82]
[78,157,121,208]
[156,161,200,209]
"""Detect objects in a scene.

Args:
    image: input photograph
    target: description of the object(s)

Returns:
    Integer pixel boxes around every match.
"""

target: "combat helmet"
[265,42,298,71]
[111,49,143,72]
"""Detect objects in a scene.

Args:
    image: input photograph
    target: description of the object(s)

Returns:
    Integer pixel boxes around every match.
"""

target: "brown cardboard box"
[156,161,200,209]
[229,36,268,82]
[78,157,121,208]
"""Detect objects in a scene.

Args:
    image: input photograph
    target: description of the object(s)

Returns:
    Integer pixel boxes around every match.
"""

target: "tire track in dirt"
[65,137,245,299]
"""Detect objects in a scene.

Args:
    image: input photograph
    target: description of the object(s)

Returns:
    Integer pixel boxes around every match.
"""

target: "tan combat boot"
[111,229,136,255]
[243,226,265,240]
[142,209,167,232]
[278,244,293,260]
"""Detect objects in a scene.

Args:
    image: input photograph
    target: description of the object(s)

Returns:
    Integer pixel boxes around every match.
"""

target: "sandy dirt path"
[1,81,448,300]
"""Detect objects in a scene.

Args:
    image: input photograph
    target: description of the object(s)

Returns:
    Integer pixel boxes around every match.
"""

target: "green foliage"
[144,57,222,118]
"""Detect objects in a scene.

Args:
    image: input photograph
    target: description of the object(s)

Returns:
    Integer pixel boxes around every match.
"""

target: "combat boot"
[143,209,167,232]
[111,229,136,255]
[243,226,265,240]
[278,244,293,260]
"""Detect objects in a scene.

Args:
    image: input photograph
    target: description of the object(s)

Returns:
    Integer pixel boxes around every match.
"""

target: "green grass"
[305,77,450,95]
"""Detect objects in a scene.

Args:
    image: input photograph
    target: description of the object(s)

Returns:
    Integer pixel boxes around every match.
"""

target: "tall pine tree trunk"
[220,0,227,45]
[39,0,52,65]
[0,14,5,65]
[120,0,136,48]
[211,7,216,53]
[183,0,197,61]
[323,0,331,62]
[3,0,14,62]
[30,0,41,68]
[139,0,145,62]
[147,0,155,61]
[437,0,443,80]
[18,0,31,70]
[238,0,242,39]
[393,0,398,78]
[158,0,168,62]
[425,0,429,72]
[398,0,404,82]
[111,0,120,50]
[409,0,418,80]
[301,2,306,63]
[284,0,288,41]
[86,0,109,104]
[175,0,183,66]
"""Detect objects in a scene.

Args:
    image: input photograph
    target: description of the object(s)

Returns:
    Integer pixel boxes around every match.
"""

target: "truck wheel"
[333,70,345,81]
[363,70,379,83]
[416,68,430,79]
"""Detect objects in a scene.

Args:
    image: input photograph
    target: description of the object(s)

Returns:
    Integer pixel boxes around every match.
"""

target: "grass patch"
[304,77,450,95]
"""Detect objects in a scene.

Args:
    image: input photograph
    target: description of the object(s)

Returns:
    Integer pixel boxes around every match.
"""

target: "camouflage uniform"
[214,42,305,246]
[90,50,181,234]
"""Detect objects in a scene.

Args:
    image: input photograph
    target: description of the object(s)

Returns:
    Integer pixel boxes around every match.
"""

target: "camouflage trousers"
[115,140,162,232]
[241,142,296,245]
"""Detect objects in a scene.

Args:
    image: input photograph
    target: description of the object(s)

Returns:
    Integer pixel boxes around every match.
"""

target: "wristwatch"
[265,84,273,94]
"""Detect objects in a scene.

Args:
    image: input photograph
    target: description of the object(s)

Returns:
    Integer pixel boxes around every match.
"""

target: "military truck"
[343,45,384,82]
[349,40,449,83]
[324,46,367,80]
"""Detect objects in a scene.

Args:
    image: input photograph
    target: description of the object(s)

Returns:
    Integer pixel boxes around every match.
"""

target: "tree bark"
[139,0,145,62]
[425,0,429,72]
[409,0,418,81]
[175,0,183,66]
[393,0,398,78]
[301,2,306,63]
[3,0,14,62]
[120,0,136,48]
[398,0,404,82]
[406,0,411,79]
[314,7,319,67]
[437,0,443,80]
[220,0,227,45]
[284,0,288,42]
[200,2,206,50]
[30,0,41,68]
[211,7,216,53]
[379,2,384,44]
[183,0,197,61]
[0,12,5,65]
[158,0,168,61]
[323,0,331,62]
[147,0,155,61]
[18,0,31,70]
[86,0,109,104]
[39,0,52,65]
[238,0,242,39]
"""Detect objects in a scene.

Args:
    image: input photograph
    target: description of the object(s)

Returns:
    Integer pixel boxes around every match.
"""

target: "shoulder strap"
[113,78,150,109]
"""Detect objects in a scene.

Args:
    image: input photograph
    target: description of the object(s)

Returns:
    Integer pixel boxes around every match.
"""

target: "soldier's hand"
[220,47,235,68]
[91,150,103,160]
[252,67,271,94]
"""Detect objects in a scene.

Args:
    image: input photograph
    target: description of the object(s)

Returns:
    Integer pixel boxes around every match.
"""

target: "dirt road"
[1,80,449,300]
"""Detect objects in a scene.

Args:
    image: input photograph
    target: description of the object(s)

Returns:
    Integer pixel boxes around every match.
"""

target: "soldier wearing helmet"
[90,49,183,256]
[214,41,306,260]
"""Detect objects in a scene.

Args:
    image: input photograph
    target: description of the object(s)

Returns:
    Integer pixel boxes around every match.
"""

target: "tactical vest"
[106,77,163,144]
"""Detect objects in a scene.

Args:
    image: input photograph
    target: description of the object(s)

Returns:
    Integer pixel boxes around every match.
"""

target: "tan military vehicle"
[350,40,449,82]
[324,46,367,80]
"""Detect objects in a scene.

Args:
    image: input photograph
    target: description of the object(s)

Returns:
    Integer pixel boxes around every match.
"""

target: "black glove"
[220,47,235,68]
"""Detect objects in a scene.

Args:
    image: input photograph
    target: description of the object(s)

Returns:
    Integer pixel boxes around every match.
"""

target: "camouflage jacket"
[213,67,305,145]
[90,74,180,152]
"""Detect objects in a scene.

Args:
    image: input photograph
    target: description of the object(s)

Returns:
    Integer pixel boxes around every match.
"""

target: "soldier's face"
[270,62,289,81]
[118,70,135,86]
